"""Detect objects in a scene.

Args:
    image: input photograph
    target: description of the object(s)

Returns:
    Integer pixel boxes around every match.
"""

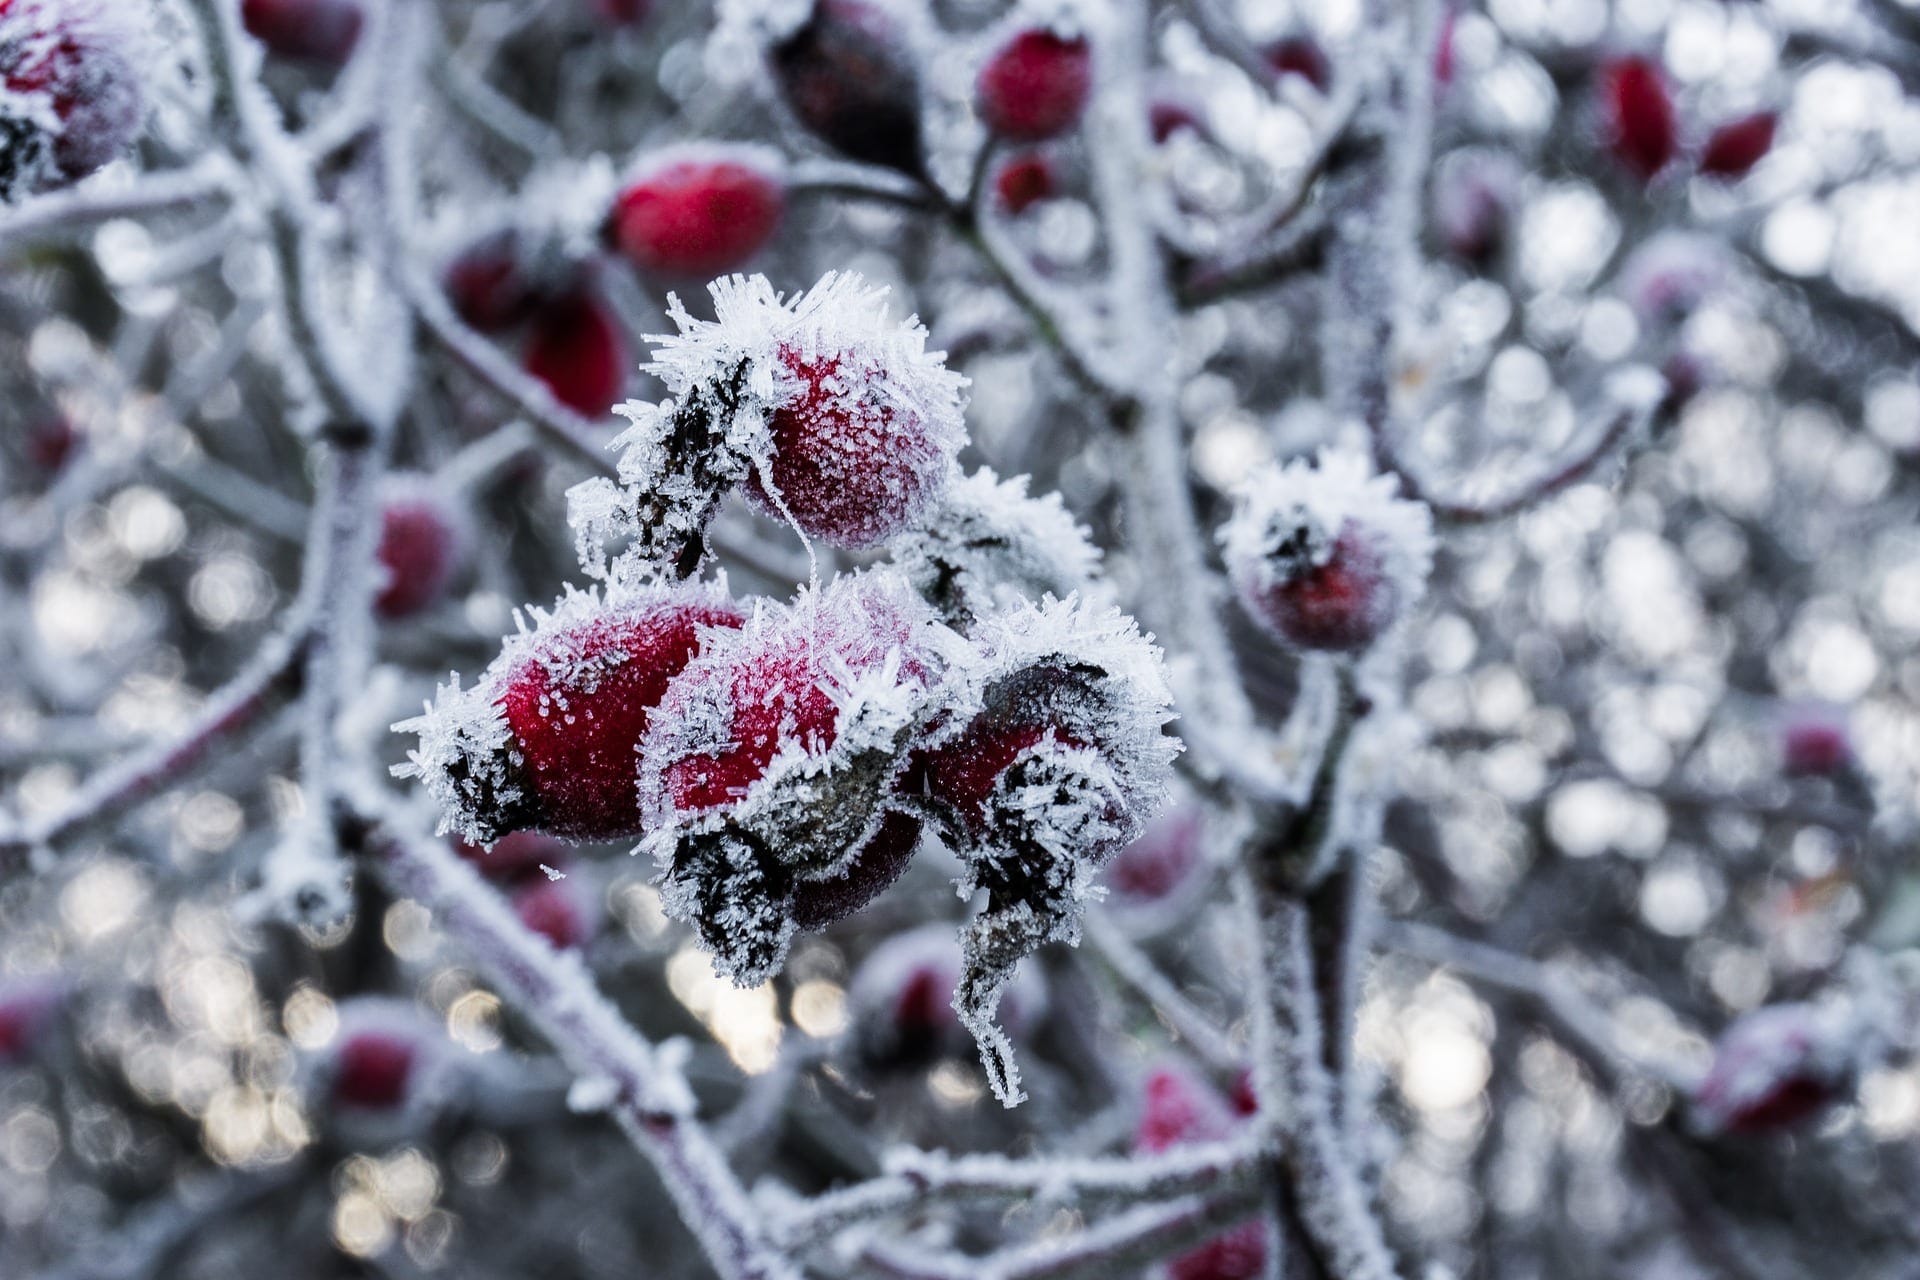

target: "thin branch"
[349,788,801,1280]
[0,161,235,259]
[1082,914,1243,1074]
[1396,402,1648,526]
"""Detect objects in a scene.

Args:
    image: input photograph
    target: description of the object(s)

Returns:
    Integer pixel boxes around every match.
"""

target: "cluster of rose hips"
[400,270,1175,1105]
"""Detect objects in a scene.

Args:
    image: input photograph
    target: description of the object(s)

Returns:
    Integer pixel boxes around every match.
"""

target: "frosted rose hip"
[610,148,785,278]
[1600,55,1676,182]
[526,291,629,420]
[241,0,363,65]
[395,580,745,845]
[1221,449,1435,655]
[976,28,1091,142]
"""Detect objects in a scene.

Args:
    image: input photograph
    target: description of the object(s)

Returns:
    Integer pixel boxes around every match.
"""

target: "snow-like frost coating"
[0,0,151,200]
[892,466,1104,624]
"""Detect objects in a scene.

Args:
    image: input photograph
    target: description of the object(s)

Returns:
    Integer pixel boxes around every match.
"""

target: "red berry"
[0,979,63,1064]
[994,152,1057,214]
[976,28,1091,142]
[0,0,145,195]
[1228,1065,1259,1117]
[848,924,1045,1065]
[445,230,540,334]
[1169,1224,1271,1280]
[1136,1061,1235,1152]
[1692,1003,1844,1135]
[332,1030,416,1110]
[526,291,629,420]
[771,0,924,175]
[1782,711,1850,778]
[589,0,649,26]
[498,598,744,841]
[1600,55,1677,182]
[1249,523,1399,654]
[789,810,923,928]
[1263,35,1332,93]
[1104,802,1204,908]
[1698,110,1775,180]
[240,0,364,66]
[1433,151,1518,268]
[25,414,79,472]
[744,344,957,549]
[453,829,570,883]
[373,482,467,619]
[609,150,785,279]
[649,577,933,819]
[512,877,596,950]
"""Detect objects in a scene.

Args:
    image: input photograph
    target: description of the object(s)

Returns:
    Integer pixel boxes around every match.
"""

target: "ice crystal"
[892,466,1103,625]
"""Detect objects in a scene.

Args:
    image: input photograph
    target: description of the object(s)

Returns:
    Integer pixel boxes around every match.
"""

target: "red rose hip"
[241,0,364,66]
[525,290,630,420]
[976,28,1092,142]
[770,0,924,175]
[1699,111,1776,181]
[373,479,468,619]
[609,148,785,278]
[332,1029,416,1110]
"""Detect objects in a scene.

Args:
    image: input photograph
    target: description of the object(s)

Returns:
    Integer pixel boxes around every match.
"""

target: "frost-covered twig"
[0,622,311,871]
[349,787,802,1280]
[0,159,236,259]
[861,1190,1268,1280]
[1380,920,1698,1094]
[775,1138,1268,1251]
[1394,402,1649,527]
[1083,913,1242,1073]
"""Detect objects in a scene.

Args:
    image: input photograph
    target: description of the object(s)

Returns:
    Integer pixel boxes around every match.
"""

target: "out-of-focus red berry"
[1105,803,1204,908]
[1699,111,1776,180]
[976,28,1092,142]
[332,1030,416,1110]
[1136,1063,1272,1279]
[609,153,785,278]
[994,152,1057,214]
[525,291,629,420]
[0,979,63,1064]
[445,230,540,334]
[512,878,595,950]
[1782,712,1851,778]
[770,0,924,175]
[0,0,145,191]
[1600,55,1677,182]
[453,830,571,883]
[25,415,79,472]
[240,0,364,66]
[1263,35,1331,93]
[589,0,649,26]
[1692,1003,1845,1135]
[1246,525,1401,654]
[373,485,466,619]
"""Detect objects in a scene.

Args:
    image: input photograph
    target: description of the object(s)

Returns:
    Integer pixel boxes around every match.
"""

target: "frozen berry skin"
[240,0,364,66]
[332,1030,416,1110]
[445,230,540,334]
[789,810,922,929]
[498,601,744,841]
[609,151,785,279]
[771,0,923,176]
[1699,111,1775,180]
[1250,523,1399,654]
[453,829,570,884]
[512,878,595,950]
[1263,35,1331,92]
[525,291,629,420]
[1692,1003,1844,1135]
[976,29,1091,142]
[0,0,145,198]
[373,485,466,619]
[994,152,1056,214]
[1600,55,1677,182]
[745,345,953,549]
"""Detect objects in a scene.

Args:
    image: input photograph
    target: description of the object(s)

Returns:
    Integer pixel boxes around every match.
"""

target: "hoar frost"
[569,270,968,576]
